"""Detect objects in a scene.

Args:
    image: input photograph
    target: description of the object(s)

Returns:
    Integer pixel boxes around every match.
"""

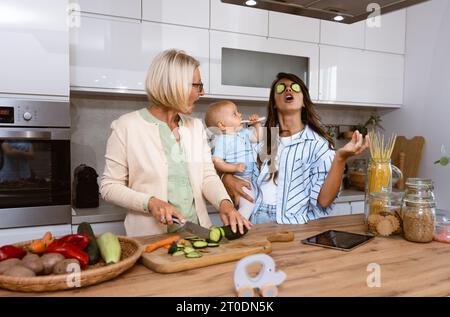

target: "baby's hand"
[235,163,246,173]
[248,114,260,125]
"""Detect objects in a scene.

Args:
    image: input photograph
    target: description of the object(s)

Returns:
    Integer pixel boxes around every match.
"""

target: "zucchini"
[209,227,222,243]
[220,225,248,240]
[185,252,202,258]
[207,243,219,247]
[192,241,208,249]
[77,222,100,265]
[172,250,185,257]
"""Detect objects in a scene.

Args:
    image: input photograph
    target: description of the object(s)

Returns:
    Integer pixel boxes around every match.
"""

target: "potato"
[3,265,36,277]
[40,253,65,275]
[53,259,80,275]
[0,258,22,275]
[22,254,44,275]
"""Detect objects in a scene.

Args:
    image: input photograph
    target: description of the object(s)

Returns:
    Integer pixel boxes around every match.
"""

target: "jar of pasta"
[365,191,404,236]
[402,178,436,243]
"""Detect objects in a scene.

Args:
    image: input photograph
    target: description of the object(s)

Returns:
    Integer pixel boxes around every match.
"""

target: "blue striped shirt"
[252,125,336,224]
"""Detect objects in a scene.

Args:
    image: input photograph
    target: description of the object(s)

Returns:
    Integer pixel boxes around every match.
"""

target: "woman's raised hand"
[148,197,185,225]
[219,199,252,234]
[337,130,370,160]
[221,174,254,207]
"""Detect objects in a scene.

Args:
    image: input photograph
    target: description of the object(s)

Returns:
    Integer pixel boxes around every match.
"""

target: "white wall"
[381,0,450,209]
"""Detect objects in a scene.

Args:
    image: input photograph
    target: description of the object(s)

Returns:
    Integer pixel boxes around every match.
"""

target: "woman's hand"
[337,130,370,161]
[221,174,254,207]
[219,199,253,234]
[148,197,185,225]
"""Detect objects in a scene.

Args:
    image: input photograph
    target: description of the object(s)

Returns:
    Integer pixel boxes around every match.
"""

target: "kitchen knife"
[172,218,210,239]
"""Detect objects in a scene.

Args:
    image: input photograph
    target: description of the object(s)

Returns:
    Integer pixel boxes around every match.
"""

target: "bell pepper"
[57,234,89,250]
[0,245,27,261]
[46,241,89,267]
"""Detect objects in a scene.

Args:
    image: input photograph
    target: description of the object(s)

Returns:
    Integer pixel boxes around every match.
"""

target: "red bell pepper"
[0,245,27,261]
[46,241,89,267]
[57,234,89,250]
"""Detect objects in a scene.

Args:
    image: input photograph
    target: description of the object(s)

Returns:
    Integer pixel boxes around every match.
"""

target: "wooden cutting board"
[140,231,294,273]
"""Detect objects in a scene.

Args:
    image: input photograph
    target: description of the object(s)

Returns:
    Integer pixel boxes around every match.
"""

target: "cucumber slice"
[219,227,225,239]
[172,250,185,257]
[209,227,222,243]
[207,243,220,247]
[192,241,208,249]
[183,246,196,254]
[185,252,202,258]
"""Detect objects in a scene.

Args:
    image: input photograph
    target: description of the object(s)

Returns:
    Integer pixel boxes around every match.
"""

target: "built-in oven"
[0,99,71,229]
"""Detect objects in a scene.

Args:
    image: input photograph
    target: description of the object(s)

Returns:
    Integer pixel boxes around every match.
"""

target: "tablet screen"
[301,230,374,251]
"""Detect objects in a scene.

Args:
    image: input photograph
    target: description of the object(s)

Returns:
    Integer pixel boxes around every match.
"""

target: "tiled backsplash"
[70,93,375,179]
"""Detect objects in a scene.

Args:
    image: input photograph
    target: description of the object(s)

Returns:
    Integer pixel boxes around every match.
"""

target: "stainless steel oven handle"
[0,130,51,140]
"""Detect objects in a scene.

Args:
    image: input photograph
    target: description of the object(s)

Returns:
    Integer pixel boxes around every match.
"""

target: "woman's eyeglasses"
[192,82,204,92]
[275,83,301,94]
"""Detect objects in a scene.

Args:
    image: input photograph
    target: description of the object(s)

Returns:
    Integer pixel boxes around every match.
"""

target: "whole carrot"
[145,235,180,253]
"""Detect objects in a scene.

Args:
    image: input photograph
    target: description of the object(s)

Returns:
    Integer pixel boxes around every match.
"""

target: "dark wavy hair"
[258,72,334,183]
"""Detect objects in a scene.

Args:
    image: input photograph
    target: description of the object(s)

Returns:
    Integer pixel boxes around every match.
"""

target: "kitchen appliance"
[0,98,71,229]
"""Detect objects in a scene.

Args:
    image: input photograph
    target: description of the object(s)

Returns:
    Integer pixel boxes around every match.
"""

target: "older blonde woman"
[100,49,252,236]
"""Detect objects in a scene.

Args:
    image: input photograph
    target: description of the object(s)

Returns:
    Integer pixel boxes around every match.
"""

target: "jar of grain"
[402,178,436,243]
[365,191,404,236]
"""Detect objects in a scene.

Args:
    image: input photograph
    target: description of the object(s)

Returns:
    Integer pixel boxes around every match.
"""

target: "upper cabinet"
[142,0,209,29]
[365,9,406,54]
[0,0,69,99]
[269,12,320,43]
[319,45,404,106]
[210,0,268,36]
[210,31,319,100]
[70,16,209,93]
[320,20,365,49]
[69,0,141,20]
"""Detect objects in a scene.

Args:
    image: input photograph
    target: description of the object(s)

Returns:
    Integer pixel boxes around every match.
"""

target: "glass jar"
[365,191,404,236]
[434,210,450,243]
[402,178,436,243]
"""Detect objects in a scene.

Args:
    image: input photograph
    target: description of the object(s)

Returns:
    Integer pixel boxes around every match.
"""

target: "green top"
[139,108,198,232]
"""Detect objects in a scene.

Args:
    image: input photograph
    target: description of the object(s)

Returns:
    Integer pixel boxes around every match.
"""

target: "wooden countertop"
[2,214,450,297]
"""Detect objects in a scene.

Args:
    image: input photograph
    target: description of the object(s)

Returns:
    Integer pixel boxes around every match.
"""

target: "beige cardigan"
[100,110,230,237]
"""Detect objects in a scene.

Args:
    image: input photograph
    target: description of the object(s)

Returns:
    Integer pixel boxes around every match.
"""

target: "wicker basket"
[0,236,143,292]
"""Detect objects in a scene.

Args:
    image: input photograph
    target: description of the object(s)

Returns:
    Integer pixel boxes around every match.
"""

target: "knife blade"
[173,217,210,239]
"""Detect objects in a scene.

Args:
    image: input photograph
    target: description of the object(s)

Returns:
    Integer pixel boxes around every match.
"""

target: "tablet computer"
[301,230,374,251]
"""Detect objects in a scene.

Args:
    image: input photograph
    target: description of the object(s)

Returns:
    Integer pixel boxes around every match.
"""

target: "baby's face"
[221,102,243,132]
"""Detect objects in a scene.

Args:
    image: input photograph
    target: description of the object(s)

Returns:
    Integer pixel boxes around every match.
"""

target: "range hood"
[221,0,429,24]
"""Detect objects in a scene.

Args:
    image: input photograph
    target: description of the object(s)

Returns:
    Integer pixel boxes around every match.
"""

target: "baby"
[205,100,263,220]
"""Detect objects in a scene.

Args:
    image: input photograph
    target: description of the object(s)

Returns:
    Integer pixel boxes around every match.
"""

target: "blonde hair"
[145,49,200,113]
[205,100,234,128]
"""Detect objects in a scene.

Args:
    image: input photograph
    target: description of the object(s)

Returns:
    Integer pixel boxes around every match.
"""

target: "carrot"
[27,231,53,254]
[145,235,180,253]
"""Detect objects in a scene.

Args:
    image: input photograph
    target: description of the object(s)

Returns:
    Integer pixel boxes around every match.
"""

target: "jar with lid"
[365,191,404,236]
[402,178,436,243]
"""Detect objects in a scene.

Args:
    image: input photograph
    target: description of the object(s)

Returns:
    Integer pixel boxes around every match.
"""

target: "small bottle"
[365,191,404,236]
[402,178,436,243]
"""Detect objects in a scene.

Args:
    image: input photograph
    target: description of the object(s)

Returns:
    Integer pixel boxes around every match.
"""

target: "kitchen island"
[1,214,450,297]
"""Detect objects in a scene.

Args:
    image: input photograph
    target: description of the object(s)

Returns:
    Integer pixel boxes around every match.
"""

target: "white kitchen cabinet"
[320,20,365,49]
[365,9,406,54]
[319,45,404,106]
[0,0,69,98]
[70,16,209,93]
[0,224,71,246]
[142,0,209,29]
[210,0,268,36]
[351,201,365,214]
[210,31,319,100]
[72,221,125,236]
[69,0,141,20]
[332,202,352,216]
[269,12,320,43]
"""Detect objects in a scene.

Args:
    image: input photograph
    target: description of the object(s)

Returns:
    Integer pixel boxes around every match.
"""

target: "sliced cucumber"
[172,250,185,257]
[219,227,225,239]
[209,227,222,243]
[183,246,196,254]
[192,241,208,249]
[185,252,202,258]
[207,243,220,247]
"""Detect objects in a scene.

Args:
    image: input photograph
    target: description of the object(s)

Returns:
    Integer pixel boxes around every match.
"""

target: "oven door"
[0,128,71,228]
